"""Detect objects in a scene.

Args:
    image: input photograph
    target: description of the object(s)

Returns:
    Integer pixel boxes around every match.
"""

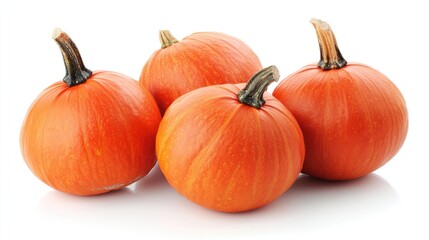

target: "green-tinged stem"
[310,18,347,70]
[237,65,280,109]
[52,28,92,87]
[159,30,179,49]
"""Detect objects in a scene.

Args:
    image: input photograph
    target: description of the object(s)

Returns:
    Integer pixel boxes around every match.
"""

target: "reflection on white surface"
[36,165,399,238]
[267,173,400,230]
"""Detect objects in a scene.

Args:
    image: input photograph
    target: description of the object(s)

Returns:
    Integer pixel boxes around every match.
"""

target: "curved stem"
[159,30,179,49]
[52,28,92,87]
[310,18,347,70]
[237,66,279,109]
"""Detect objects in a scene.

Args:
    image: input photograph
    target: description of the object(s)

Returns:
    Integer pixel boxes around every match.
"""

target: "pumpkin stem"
[52,28,92,87]
[159,30,179,49]
[310,18,347,70]
[237,65,279,109]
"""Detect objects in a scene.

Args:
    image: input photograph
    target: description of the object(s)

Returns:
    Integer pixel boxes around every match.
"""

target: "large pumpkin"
[139,30,262,114]
[20,29,161,195]
[156,66,305,212]
[273,19,408,180]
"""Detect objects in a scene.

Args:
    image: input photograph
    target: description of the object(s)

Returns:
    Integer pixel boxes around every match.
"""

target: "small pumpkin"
[139,30,262,114]
[156,66,305,212]
[273,19,408,180]
[20,29,161,195]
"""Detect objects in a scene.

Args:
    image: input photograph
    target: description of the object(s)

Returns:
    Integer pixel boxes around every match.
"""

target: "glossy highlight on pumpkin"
[139,30,262,115]
[156,66,305,212]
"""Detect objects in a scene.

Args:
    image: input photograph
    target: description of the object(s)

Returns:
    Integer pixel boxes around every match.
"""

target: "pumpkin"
[139,30,262,115]
[20,29,161,195]
[273,19,408,180]
[156,66,305,212]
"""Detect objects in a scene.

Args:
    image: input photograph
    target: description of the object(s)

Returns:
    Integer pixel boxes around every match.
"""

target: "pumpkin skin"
[139,31,262,115]
[273,20,408,180]
[156,66,305,212]
[20,29,161,195]
[20,71,161,195]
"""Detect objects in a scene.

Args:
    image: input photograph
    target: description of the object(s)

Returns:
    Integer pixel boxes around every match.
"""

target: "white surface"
[1,0,428,239]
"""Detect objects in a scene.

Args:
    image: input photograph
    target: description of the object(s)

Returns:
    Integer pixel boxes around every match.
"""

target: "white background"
[1,0,428,239]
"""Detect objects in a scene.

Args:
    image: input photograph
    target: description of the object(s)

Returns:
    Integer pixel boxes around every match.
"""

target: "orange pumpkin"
[156,66,305,212]
[139,30,262,114]
[273,19,408,180]
[20,29,161,195]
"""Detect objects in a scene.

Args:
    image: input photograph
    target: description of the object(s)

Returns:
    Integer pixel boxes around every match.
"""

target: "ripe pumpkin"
[273,19,408,180]
[139,30,262,115]
[156,66,305,212]
[20,29,161,195]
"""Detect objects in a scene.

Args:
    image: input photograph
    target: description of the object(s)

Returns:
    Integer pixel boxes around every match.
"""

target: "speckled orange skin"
[139,32,262,115]
[156,83,305,212]
[20,71,161,195]
[273,63,408,180]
